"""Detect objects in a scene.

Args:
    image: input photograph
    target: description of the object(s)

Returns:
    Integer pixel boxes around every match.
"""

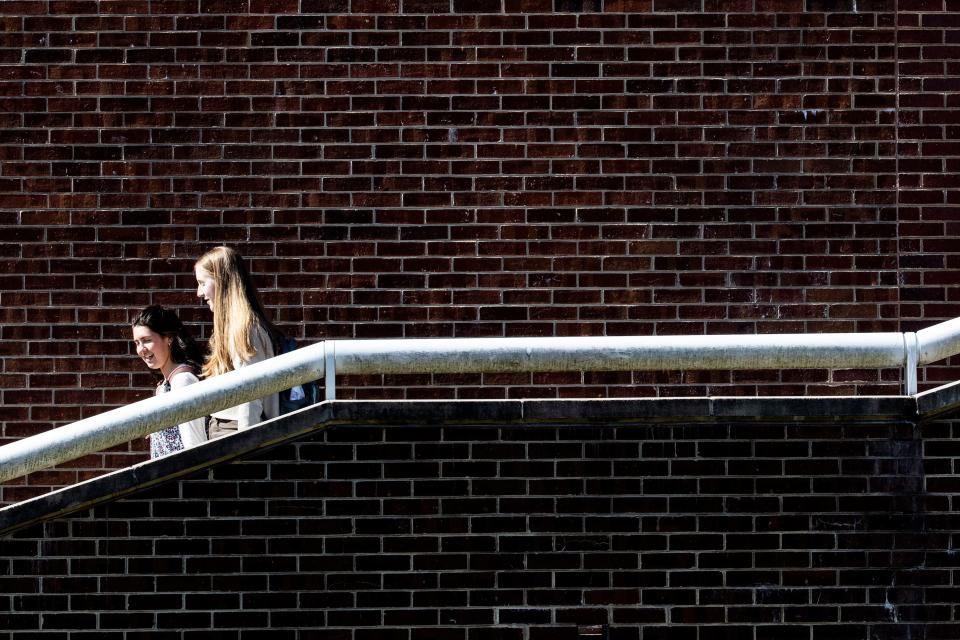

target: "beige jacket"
[210,323,279,429]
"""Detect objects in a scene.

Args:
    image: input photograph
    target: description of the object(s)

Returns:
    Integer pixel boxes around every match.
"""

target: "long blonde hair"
[195,246,280,379]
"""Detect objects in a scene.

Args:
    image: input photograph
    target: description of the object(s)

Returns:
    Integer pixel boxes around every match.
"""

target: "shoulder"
[168,370,200,388]
[252,321,272,341]
[251,323,276,356]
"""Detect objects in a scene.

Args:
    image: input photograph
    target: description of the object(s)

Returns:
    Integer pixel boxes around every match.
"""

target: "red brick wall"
[2,413,949,638]
[0,0,958,499]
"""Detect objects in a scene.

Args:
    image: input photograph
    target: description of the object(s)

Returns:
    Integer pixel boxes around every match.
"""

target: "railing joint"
[904,332,918,395]
[324,340,336,401]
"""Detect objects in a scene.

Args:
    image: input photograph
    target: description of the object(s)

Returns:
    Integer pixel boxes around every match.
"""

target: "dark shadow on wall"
[2,397,958,637]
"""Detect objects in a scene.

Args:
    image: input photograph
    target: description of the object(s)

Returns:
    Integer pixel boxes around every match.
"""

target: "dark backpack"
[277,336,321,415]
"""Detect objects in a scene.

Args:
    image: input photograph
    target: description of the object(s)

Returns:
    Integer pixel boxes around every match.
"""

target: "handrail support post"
[324,340,336,401]
[905,332,918,395]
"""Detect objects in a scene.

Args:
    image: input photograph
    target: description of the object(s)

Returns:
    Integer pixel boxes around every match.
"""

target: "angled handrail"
[0,343,327,485]
[0,319,958,485]
[915,316,960,365]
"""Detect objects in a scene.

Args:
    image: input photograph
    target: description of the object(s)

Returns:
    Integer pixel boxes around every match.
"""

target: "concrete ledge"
[0,395,920,538]
[521,396,914,422]
[709,396,915,421]
[917,379,960,420]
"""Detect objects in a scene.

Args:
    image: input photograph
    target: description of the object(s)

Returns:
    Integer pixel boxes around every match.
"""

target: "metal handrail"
[0,319,958,485]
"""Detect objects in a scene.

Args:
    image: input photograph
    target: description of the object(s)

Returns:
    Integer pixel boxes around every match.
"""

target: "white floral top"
[149,367,207,459]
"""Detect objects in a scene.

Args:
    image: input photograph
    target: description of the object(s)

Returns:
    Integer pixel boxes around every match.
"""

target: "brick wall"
[2,411,955,639]
[0,1,958,496]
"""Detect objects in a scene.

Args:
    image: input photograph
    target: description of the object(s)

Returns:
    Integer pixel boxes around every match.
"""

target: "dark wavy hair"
[131,305,204,375]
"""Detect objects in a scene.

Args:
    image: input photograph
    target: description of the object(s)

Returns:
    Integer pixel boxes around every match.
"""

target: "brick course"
[0,2,958,496]
[2,407,956,639]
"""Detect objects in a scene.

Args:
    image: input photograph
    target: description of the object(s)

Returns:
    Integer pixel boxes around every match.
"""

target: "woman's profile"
[131,305,208,458]
[194,245,281,438]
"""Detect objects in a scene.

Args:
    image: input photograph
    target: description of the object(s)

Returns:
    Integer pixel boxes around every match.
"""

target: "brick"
[0,0,951,517]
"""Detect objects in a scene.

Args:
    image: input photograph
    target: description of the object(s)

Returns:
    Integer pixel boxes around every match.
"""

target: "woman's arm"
[168,372,208,447]
[231,324,276,430]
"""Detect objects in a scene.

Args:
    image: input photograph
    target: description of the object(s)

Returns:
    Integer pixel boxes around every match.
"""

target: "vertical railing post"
[324,340,336,400]
[904,332,918,395]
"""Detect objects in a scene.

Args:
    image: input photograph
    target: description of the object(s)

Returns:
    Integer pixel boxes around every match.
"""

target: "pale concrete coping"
[0,395,921,538]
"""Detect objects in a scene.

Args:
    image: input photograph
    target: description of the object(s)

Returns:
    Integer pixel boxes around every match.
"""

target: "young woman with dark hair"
[131,305,208,458]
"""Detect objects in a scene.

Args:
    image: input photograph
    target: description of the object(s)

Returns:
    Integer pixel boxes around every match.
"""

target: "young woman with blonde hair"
[194,246,281,438]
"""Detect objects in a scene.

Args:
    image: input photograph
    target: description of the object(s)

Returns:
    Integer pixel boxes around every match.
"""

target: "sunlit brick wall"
[0,0,957,499]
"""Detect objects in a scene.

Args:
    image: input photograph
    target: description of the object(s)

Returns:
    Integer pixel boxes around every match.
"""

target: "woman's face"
[132,325,175,377]
[195,266,216,311]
